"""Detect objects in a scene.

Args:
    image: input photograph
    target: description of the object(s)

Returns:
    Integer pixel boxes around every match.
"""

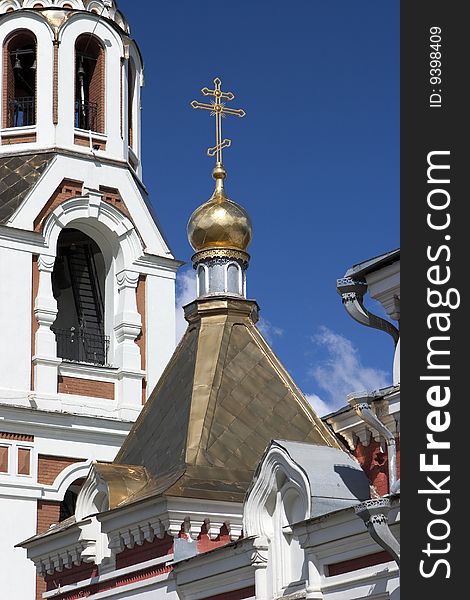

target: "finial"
[191,77,246,169]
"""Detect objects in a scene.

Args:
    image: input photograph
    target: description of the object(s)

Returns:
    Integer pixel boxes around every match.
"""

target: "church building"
[0,2,400,600]
[0,2,180,598]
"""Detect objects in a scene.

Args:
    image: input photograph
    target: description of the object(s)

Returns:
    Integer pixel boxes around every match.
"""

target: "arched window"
[127,57,136,148]
[59,477,85,522]
[3,30,37,128]
[52,228,109,366]
[75,34,105,133]
[197,265,206,297]
[226,262,240,294]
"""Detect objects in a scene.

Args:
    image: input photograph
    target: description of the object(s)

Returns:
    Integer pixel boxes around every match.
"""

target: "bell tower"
[0,3,180,599]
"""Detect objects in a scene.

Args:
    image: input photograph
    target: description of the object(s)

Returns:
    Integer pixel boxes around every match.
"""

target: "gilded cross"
[191,77,246,165]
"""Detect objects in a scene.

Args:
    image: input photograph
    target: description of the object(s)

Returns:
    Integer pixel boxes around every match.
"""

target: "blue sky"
[119,0,399,415]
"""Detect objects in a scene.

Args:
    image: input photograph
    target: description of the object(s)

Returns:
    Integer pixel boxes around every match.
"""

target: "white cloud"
[305,326,389,416]
[257,317,283,346]
[175,267,197,342]
[305,393,333,417]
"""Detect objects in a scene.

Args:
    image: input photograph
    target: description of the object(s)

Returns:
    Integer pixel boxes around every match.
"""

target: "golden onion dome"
[187,165,252,253]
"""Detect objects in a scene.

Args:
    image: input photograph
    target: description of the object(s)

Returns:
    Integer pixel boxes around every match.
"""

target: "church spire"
[187,77,252,298]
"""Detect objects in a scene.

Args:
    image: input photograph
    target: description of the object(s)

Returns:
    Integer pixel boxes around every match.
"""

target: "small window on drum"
[3,30,37,128]
[227,263,240,294]
[197,265,206,296]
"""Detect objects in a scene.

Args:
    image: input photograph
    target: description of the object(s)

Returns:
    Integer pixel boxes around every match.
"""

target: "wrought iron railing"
[54,327,110,366]
[75,100,98,131]
[8,96,35,127]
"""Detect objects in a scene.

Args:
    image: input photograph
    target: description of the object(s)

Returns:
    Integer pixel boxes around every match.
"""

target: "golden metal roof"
[187,165,252,253]
[113,297,340,505]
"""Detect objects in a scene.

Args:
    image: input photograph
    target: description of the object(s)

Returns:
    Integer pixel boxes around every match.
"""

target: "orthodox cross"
[191,77,246,165]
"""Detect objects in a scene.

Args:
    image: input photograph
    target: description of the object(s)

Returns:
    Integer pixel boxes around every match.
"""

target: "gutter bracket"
[336,277,399,345]
[355,498,400,566]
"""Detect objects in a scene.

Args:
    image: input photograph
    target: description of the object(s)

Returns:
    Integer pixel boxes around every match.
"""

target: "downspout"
[348,393,400,566]
[337,277,399,346]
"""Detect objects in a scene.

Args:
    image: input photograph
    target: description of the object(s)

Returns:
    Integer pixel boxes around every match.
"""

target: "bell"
[77,58,85,77]
[13,53,22,71]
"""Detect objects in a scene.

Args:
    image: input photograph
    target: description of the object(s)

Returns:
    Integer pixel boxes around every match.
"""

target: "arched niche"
[2,28,37,127]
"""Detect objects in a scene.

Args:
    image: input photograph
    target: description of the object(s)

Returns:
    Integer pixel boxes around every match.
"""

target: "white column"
[252,537,269,600]
[305,550,323,600]
[114,270,143,416]
[33,255,61,394]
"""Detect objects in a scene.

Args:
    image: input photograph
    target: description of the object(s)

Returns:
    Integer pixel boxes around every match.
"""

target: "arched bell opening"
[3,29,37,128]
[75,33,105,132]
[52,228,109,366]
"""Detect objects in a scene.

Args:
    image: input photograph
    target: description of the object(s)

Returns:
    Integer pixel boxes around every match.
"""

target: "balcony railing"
[8,96,35,127]
[54,327,110,366]
[75,100,98,131]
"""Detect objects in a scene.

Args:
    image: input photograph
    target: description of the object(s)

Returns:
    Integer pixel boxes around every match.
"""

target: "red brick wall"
[1,132,37,145]
[326,550,393,577]
[45,563,98,592]
[116,534,174,570]
[0,432,34,442]
[197,523,231,554]
[58,376,115,399]
[36,500,61,600]
[353,437,400,496]
[98,185,132,221]
[34,179,84,232]
[202,587,256,600]
[37,455,80,486]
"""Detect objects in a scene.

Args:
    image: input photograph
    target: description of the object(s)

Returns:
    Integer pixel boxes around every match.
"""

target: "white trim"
[44,459,92,501]
[42,553,174,599]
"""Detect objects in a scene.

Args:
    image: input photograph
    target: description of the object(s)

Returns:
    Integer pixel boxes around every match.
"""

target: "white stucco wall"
[0,246,32,392]
[0,496,37,599]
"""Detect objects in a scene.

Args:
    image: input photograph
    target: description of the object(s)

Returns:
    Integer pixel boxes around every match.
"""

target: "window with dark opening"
[59,478,85,522]
[127,57,135,148]
[52,228,109,366]
[3,30,37,128]
[75,34,105,132]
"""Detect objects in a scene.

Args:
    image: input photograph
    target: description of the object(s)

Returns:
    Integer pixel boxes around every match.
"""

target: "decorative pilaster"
[251,536,269,600]
[114,269,144,415]
[33,255,61,394]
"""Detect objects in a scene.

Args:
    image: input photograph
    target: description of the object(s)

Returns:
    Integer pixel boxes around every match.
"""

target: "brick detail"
[326,550,393,577]
[116,534,174,570]
[58,376,115,400]
[36,500,61,600]
[1,133,37,145]
[31,254,39,389]
[353,438,400,496]
[48,563,172,600]
[37,455,80,486]
[197,523,231,554]
[0,431,34,442]
[74,133,106,150]
[33,178,84,232]
[203,587,256,600]
[45,563,98,593]
[98,185,132,220]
